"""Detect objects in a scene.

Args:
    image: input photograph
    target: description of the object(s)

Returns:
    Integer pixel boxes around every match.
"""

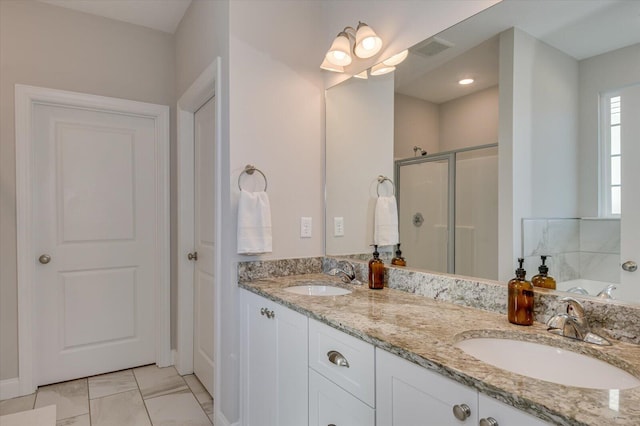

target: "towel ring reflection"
[377,175,395,197]
[238,164,268,192]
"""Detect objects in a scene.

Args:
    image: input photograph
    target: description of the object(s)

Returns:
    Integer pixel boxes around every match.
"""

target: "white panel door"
[620,85,640,302]
[193,96,216,396]
[33,103,158,385]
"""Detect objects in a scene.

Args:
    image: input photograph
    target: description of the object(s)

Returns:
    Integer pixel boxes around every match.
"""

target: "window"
[601,94,621,216]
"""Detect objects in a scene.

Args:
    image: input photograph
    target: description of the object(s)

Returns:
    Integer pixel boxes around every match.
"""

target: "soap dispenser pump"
[368,245,385,290]
[532,255,556,289]
[507,258,534,326]
[391,243,406,266]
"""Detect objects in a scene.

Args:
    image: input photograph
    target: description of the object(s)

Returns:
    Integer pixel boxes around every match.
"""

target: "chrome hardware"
[413,212,424,227]
[622,260,637,272]
[596,284,616,299]
[479,417,499,426]
[187,252,198,261]
[328,260,359,284]
[566,286,589,295]
[452,403,471,421]
[327,350,349,368]
[547,297,611,346]
[260,308,274,319]
[38,254,51,264]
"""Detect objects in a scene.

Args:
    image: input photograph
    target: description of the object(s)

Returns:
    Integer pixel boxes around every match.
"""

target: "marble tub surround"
[239,273,640,426]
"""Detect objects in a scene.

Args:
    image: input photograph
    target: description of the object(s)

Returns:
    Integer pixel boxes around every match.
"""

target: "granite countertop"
[239,273,640,426]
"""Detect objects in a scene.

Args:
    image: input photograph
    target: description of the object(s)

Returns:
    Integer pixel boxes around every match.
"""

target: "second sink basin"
[455,337,640,390]
[284,285,351,296]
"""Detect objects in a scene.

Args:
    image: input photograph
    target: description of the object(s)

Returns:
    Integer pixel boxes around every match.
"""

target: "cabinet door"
[240,289,308,426]
[376,349,478,426]
[478,394,551,426]
[309,369,375,426]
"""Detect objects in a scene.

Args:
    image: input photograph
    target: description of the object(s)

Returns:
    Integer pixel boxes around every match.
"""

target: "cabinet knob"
[452,403,471,421]
[327,350,350,368]
[479,417,499,426]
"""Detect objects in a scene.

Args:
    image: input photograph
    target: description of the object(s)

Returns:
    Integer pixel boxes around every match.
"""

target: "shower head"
[413,146,427,156]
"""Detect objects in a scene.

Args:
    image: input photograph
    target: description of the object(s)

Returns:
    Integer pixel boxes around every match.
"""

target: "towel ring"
[238,164,268,192]
[377,175,395,197]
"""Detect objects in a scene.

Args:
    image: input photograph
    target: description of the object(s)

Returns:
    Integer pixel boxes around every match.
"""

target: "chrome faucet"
[547,297,611,346]
[327,261,361,284]
[596,284,616,299]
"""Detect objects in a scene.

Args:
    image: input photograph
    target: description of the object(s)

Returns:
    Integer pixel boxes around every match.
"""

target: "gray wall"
[0,0,176,381]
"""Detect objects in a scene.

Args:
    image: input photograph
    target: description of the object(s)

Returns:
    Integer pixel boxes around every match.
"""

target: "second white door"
[193,96,216,396]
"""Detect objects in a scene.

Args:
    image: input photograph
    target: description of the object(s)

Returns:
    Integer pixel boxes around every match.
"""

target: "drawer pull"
[479,417,499,426]
[452,403,471,421]
[327,350,350,368]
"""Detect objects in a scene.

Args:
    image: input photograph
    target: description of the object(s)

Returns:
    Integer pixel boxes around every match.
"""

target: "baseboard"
[171,349,177,366]
[0,377,22,401]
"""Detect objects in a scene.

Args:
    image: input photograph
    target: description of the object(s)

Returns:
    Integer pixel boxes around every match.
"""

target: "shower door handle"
[622,261,637,272]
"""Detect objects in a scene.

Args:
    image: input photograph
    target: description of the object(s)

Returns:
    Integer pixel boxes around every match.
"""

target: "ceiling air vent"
[411,36,454,57]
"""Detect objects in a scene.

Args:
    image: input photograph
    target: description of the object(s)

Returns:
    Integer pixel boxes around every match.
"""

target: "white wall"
[439,86,499,151]
[498,28,579,281]
[0,0,175,382]
[394,94,439,160]
[326,75,395,255]
[578,43,640,217]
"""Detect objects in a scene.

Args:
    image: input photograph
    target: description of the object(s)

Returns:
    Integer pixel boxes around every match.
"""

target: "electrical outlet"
[334,217,344,237]
[300,217,312,238]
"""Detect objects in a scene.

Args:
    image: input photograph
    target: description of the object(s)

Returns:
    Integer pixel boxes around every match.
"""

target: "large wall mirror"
[325,0,640,304]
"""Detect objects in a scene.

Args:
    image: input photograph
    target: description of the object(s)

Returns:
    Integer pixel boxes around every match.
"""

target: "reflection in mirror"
[325,0,640,304]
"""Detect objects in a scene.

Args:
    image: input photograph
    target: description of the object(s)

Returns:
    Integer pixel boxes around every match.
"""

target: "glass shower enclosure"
[395,144,498,280]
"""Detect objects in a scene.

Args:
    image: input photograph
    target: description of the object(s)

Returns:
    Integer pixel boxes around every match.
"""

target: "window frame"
[599,91,622,218]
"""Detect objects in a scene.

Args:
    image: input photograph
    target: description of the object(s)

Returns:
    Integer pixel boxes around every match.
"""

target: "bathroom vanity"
[238,266,640,426]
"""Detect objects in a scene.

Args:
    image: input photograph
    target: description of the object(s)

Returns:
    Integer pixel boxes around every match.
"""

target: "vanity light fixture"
[323,21,382,69]
[382,49,409,66]
[320,58,344,73]
[370,62,395,76]
[458,78,474,85]
[353,70,368,79]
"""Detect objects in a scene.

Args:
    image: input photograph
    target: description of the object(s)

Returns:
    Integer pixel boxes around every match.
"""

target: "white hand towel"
[374,195,399,246]
[237,190,273,255]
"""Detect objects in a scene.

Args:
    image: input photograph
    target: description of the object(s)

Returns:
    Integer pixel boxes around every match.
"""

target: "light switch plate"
[334,217,344,237]
[301,217,312,238]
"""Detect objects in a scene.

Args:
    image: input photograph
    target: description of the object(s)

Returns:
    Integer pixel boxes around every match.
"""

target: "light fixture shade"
[383,49,408,66]
[320,58,344,73]
[354,22,382,59]
[326,33,352,66]
[353,70,368,79]
[370,62,395,76]
[458,78,474,85]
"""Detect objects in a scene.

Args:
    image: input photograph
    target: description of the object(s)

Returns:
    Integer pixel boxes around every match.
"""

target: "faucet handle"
[560,297,585,318]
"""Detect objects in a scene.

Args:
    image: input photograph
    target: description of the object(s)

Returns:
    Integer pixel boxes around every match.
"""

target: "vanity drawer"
[308,319,375,407]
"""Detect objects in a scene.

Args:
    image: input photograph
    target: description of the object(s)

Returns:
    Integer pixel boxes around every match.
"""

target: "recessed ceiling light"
[458,78,474,85]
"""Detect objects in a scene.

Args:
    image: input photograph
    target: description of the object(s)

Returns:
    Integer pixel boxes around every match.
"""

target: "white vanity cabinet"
[376,348,479,425]
[308,319,376,426]
[240,289,308,426]
[376,349,551,426]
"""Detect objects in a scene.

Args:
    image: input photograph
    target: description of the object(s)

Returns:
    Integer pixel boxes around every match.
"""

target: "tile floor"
[0,366,213,426]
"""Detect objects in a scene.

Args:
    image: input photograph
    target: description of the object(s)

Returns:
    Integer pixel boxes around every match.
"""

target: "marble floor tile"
[90,389,151,426]
[201,399,214,419]
[144,390,211,426]
[0,393,36,416]
[183,374,213,405]
[133,365,188,399]
[34,379,89,420]
[57,413,90,426]
[88,369,137,399]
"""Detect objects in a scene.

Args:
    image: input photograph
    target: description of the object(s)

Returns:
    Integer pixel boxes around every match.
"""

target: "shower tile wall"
[522,218,620,283]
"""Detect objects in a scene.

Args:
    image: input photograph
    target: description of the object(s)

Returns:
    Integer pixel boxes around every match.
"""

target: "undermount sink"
[283,285,351,296]
[455,337,640,390]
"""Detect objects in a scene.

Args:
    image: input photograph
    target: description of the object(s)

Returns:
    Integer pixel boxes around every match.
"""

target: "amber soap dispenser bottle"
[368,245,385,290]
[508,258,534,325]
[532,255,556,289]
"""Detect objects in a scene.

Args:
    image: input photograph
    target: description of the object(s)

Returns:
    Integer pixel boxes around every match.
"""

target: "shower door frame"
[394,143,498,274]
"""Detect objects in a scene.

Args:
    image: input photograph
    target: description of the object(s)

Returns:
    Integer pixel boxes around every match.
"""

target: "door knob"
[38,254,51,264]
[187,252,198,261]
[622,261,637,272]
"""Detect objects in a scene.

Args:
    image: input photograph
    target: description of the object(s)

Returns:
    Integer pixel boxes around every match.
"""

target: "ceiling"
[394,0,640,104]
[37,0,192,34]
